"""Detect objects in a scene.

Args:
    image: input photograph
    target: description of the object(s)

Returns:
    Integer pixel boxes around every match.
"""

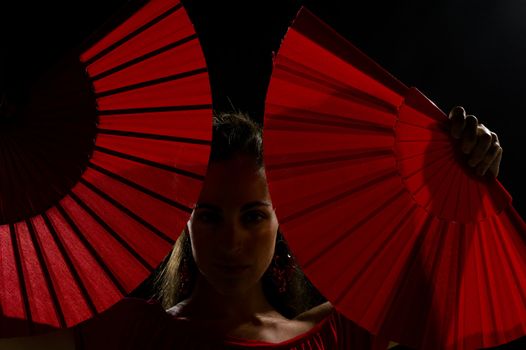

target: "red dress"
[74,298,390,350]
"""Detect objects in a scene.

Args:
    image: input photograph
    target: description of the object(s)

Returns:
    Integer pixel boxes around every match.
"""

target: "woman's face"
[187,154,279,296]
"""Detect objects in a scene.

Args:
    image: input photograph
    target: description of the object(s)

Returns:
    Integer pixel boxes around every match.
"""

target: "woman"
[1,108,502,349]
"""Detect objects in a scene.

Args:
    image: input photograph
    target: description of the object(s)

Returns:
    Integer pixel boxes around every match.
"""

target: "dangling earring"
[271,239,295,294]
[179,229,193,297]
[179,256,192,297]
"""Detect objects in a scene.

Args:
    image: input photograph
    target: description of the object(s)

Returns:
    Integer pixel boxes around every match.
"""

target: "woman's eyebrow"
[194,203,220,210]
[241,201,272,210]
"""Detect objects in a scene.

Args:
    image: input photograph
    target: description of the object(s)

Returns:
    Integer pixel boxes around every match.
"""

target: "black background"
[2,0,525,348]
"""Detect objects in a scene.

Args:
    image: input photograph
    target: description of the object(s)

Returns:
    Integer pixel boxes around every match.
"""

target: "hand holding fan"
[264,8,526,350]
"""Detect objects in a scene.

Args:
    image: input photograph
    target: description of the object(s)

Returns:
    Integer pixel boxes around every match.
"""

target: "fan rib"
[397,146,450,165]
[55,204,127,296]
[41,213,98,317]
[303,187,406,270]
[397,119,448,134]
[383,216,442,347]
[99,104,212,115]
[95,145,204,181]
[267,149,392,171]
[452,224,465,348]
[435,159,463,220]
[24,220,66,328]
[95,67,207,98]
[477,221,500,343]
[266,111,394,133]
[9,224,33,332]
[292,9,408,96]
[67,192,155,272]
[280,170,398,225]
[91,34,199,82]
[334,203,419,303]
[276,62,398,114]
[402,154,454,206]
[492,214,526,308]
[87,162,191,215]
[428,222,459,348]
[97,128,210,145]
[485,218,516,344]
[78,178,176,245]
[451,166,465,222]
[84,3,183,66]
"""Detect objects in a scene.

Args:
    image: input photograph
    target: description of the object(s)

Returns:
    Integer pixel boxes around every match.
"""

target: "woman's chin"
[204,275,260,297]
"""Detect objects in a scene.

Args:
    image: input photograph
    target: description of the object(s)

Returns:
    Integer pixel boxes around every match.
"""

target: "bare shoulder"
[0,329,75,350]
[294,301,334,324]
[165,299,191,318]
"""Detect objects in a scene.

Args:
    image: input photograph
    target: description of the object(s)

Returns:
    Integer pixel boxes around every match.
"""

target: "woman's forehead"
[197,157,270,205]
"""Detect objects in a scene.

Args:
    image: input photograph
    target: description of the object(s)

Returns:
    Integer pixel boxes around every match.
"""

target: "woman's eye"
[242,211,267,224]
[196,211,221,224]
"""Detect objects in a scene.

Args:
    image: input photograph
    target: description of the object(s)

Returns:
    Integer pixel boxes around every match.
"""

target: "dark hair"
[209,111,264,167]
[154,112,325,318]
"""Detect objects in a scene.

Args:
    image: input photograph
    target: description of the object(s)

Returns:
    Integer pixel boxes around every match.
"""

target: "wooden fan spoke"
[12,221,64,327]
[82,1,183,66]
[267,79,397,126]
[397,145,452,175]
[98,103,211,116]
[38,213,98,322]
[265,107,394,133]
[96,73,210,110]
[98,109,211,140]
[96,128,209,145]
[70,181,174,263]
[61,194,153,282]
[86,4,191,77]
[266,149,393,178]
[318,194,418,302]
[78,170,180,243]
[94,137,206,181]
[0,226,26,321]
[95,67,207,98]
[279,31,405,107]
[90,34,199,84]
[273,59,399,115]
[46,206,126,310]
[89,154,200,210]
[490,213,526,315]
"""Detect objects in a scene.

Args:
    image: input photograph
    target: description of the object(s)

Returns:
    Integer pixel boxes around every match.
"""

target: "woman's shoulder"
[295,302,396,350]
[294,301,335,324]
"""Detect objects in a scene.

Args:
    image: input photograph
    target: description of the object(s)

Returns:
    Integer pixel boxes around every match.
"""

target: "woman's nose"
[219,219,245,253]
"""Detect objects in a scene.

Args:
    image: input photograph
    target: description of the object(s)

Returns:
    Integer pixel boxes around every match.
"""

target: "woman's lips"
[213,263,251,274]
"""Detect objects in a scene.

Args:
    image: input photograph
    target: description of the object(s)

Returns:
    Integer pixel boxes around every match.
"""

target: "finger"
[475,138,500,176]
[467,125,493,167]
[461,115,478,154]
[448,106,466,139]
[488,146,503,178]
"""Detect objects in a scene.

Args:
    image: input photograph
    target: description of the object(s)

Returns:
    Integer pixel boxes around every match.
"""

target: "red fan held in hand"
[264,8,526,350]
[0,0,211,337]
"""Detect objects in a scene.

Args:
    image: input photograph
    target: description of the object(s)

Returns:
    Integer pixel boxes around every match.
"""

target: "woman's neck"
[177,274,284,325]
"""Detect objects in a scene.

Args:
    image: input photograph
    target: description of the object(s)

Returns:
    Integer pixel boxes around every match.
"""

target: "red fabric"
[74,297,390,350]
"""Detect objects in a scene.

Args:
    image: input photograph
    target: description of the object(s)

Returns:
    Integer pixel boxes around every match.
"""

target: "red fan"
[264,8,526,350]
[0,0,211,337]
